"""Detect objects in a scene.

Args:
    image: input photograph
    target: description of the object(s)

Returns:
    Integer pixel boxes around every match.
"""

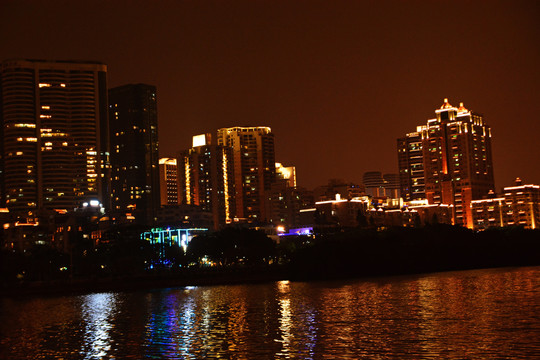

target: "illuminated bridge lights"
[141,227,208,257]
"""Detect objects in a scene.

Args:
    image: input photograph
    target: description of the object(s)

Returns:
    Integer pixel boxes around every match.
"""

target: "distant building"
[407,203,453,226]
[398,99,495,228]
[179,134,235,229]
[275,162,296,188]
[310,193,370,229]
[383,173,400,198]
[109,84,160,225]
[266,162,312,230]
[216,126,275,222]
[363,172,385,198]
[0,59,109,216]
[362,172,400,198]
[471,178,539,230]
[155,204,214,230]
[159,158,180,206]
[313,179,364,202]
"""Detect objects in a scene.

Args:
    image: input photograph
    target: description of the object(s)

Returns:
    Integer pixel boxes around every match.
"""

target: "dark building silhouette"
[109,84,159,225]
[0,59,109,216]
[313,179,364,202]
[383,173,400,199]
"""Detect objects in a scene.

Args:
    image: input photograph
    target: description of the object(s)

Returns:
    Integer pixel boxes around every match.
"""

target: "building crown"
[440,98,453,109]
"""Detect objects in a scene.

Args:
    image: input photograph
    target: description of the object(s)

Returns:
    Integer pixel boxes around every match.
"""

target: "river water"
[1,267,539,359]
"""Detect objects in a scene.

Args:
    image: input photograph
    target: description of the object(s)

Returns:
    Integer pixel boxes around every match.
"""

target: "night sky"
[2,1,539,190]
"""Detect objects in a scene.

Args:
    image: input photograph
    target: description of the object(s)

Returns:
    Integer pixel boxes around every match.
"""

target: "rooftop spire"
[440,98,453,109]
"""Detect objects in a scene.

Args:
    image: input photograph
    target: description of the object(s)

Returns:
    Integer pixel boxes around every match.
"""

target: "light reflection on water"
[1,267,539,359]
[80,293,117,359]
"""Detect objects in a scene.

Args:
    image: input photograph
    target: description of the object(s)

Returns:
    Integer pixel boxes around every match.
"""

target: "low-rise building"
[471,179,539,230]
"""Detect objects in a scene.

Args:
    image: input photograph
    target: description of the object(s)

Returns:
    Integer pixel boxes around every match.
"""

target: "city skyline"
[1,1,539,190]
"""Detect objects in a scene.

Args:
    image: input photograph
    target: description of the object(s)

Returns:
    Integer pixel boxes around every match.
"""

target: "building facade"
[179,134,235,229]
[397,131,425,201]
[266,162,313,230]
[363,171,400,199]
[398,99,495,228]
[314,194,370,228]
[471,179,539,230]
[109,84,159,225]
[216,126,275,222]
[159,157,180,206]
[0,59,109,216]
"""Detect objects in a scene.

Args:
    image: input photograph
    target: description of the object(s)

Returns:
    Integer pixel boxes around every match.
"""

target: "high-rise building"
[397,131,425,200]
[216,126,275,222]
[179,134,235,228]
[0,59,109,216]
[109,84,159,225]
[398,99,495,228]
[159,158,180,206]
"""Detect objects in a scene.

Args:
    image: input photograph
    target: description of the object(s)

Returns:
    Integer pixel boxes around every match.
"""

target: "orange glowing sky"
[1,0,539,189]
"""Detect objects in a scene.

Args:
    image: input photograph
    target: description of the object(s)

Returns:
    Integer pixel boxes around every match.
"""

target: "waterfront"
[1,266,539,359]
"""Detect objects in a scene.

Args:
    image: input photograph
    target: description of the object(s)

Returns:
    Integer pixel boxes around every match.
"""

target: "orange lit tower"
[415,99,495,227]
[216,126,275,222]
[179,134,235,228]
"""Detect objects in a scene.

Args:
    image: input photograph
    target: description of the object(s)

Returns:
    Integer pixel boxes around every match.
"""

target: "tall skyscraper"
[159,158,180,206]
[0,59,109,216]
[179,134,234,228]
[398,99,495,228]
[109,84,159,225]
[216,126,275,222]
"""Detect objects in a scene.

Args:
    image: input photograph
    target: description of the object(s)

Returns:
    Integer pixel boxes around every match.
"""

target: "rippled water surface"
[1,267,539,359]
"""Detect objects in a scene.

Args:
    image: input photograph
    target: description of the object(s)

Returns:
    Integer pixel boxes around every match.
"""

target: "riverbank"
[0,266,289,297]
[3,260,539,298]
[2,225,539,297]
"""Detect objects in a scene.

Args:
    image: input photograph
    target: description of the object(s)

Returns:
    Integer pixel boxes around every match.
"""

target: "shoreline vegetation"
[1,225,539,297]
